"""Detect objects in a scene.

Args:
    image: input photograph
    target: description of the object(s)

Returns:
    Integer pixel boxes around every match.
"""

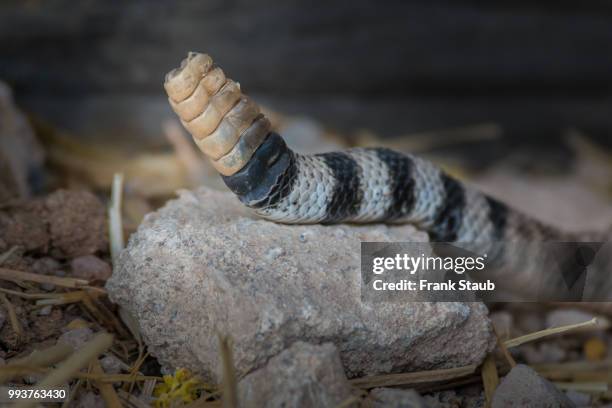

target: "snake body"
[164,52,604,245]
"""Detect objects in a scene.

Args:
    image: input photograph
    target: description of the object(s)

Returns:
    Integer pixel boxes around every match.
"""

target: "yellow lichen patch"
[584,337,607,362]
[153,368,204,408]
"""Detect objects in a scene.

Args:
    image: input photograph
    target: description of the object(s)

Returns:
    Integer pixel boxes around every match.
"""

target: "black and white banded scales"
[164,52,607,246]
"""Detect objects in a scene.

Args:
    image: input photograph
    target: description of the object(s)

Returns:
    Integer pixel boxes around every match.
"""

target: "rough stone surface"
[57,328,94,351]
[0,189,108,258]
[492,365,575,408]
[107,187,495,382]
[70,255,112,281]
[369,388,427,408]
[45,190,108,259]
[238,342,352,408]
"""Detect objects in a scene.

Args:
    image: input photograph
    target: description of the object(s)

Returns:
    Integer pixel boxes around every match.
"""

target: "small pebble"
[516,312,545,334]
[565,390,591,407]
[31,257,61,275]
[371,387,427,408]
[73,391,105,408]
[70,255,112,281]
[299,231,315,243]
[521,343,566,364]
[58,327,94,351]
[38,305,53,316]
[100,355,126,375]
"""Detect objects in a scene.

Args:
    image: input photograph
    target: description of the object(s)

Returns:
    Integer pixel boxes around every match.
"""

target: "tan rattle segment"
[164,53,213,102]
[197,96,261,160]
[182,80,242,139]
[168,78,210,122]
[201,67,226,94]
[211,116,271,176]
[164,52,272,176]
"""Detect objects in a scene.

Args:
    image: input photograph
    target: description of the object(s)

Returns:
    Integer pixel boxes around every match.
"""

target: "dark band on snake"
[376,148,417,221]
[429,174,466,242]
[320,152,363,222]
[222,132,295,208]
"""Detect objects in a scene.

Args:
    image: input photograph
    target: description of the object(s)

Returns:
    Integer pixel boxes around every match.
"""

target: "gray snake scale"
[164,52,605,246]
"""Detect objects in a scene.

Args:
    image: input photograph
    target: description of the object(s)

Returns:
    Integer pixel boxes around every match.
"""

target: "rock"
[45,190,108,258]
[521,343,567,365]
[31,257,61,275]
[73,391,105,408]
[0,309,5,331]
[0,189,108,258]
[107,187,495,382]
[0,81,44,202]
[38,305,53,316]
[100,354,126,375]
[0,199,49,252]
[424,389,485,408]
[516,312,545,334]
[492,365,574,408]
[565,390,590,407]
[369,388,427,408]
[57,328,94,351]
[237,342,352,408]
[70,255,112,281]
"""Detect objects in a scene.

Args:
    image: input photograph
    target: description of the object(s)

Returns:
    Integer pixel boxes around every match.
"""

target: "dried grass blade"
[0,292,23,339]
[0,287,65,300]
[91,359,122,408]
[13,332,114,408]
[0,343,72,383]
[350,364,477,389]
[0,246,19,266]
[504,318,598,348]
[109,172,125,262]
[0,267,90,289]
[481,355,499,408]
[493,325,516,368]
[553,381,609,393]
[218,334,238,408]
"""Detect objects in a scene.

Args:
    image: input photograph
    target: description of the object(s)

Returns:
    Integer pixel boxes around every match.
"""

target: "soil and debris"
[0,78,611,408]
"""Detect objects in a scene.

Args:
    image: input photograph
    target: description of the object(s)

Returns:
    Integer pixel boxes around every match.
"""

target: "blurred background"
[0,0,611,230]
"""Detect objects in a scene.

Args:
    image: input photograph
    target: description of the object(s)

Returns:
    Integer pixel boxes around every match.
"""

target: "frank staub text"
[371,253,495,292]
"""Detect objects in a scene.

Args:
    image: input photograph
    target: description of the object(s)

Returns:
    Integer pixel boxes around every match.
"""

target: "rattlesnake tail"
[164,52,606,244]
